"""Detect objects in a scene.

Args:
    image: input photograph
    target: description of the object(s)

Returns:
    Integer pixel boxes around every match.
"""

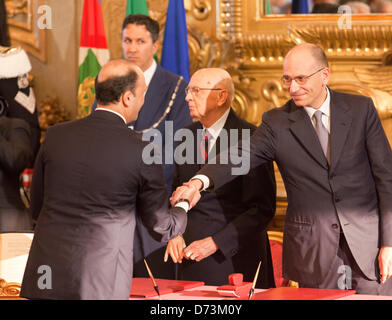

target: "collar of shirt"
[95,107,127,124]
[203,107,231,150]
[303,87,331,133]
[144,59,157,87]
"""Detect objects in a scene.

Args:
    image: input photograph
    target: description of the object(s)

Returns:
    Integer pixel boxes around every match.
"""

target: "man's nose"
[185,91,192,102]
[288,79,300,93]
[125,43,137,52]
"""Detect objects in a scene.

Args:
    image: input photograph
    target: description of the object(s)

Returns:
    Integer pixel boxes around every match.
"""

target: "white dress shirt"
[143,59,157,87]
[202,107,230,152]
[192,107,230,191]
[303,87,331,133]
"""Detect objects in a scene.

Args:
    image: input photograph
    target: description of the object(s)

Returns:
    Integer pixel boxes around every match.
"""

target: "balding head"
[192,68,235,103]
[96,59,144,102]
[186,68,235,127]
[95,59,147,122]
[285,43,329,69]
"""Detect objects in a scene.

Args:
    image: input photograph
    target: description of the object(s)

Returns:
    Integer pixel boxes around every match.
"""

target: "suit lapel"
[329,90,352,173]
[134,66,170,130]
[288,101,329,169]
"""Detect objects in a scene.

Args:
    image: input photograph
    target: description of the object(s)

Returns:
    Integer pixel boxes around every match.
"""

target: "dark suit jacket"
[130,64,192,189]
[174,109,276,287]
[0,116,33,231]
[131,65,192,279]
[20,110,187,300]
[200,90,392,285]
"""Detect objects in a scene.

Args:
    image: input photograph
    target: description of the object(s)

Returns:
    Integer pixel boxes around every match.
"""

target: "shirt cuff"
[191,174,210,191]
[174,201,189,213]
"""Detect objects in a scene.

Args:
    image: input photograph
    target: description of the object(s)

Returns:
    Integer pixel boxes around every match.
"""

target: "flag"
[161,0,190,82]
[78,0,109,118]
[292,0,309,13]
[265,0,272,14]
[126,0,148,16]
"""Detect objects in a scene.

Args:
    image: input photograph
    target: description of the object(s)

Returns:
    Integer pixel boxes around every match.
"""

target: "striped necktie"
[200,129,212,165]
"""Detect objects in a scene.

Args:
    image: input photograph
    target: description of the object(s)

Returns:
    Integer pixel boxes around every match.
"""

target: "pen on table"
[248,260,261,300]
[144,258,161,299]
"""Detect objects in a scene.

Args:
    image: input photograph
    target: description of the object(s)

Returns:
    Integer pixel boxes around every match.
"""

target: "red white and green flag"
[78,0,109,118]
[126,0,148,16]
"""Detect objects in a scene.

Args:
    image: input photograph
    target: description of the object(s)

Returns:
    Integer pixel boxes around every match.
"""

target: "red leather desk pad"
[253,287,356,300]
[130,278,205,298]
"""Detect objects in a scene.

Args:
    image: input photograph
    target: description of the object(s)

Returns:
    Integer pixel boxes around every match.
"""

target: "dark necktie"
[313,110,330,164]
[200,130,212,165]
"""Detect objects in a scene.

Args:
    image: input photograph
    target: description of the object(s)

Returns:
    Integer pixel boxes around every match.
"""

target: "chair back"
[267,231,298,288]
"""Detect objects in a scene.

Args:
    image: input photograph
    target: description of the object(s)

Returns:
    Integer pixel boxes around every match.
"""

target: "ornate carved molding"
[288,24,392,59]
[0,278,21,298]
[191,0,211,21]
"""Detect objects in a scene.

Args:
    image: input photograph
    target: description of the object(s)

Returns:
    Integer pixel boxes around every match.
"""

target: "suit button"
[332,224,339,229]
[335,197,341,202]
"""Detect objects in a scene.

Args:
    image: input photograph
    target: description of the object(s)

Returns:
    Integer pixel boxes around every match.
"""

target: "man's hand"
[170,179,202,209]
[378,246,392,283]
[183,236,218,262]
[164,235,186,263]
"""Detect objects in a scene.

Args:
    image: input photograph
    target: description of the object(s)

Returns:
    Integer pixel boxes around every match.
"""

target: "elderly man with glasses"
[171,43,392,295]
[165,68,276,288]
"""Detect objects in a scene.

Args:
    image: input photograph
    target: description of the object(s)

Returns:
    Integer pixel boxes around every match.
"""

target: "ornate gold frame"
[6,0,33,30]
[5,0,46,61]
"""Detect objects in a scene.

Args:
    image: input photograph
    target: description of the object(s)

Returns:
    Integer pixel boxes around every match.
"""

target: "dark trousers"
[299,233,392,295]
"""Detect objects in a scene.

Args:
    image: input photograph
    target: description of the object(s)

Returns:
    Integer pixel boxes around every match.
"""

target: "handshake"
[165,178,219,264]
[170,178,204,211]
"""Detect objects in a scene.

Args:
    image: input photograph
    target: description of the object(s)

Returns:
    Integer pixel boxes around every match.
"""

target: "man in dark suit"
[20,60,189,300]
[164,68,276,288]
[120,14,192,279]
[171,44,392,295]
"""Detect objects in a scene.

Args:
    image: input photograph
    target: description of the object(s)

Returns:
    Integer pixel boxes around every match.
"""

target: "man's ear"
[321,67,330,86]
[122,90,134,108]
[217,89,229,107]
[152,41,159,55]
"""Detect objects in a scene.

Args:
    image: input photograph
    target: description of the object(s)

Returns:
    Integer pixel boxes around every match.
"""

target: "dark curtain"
[0,0,10,46]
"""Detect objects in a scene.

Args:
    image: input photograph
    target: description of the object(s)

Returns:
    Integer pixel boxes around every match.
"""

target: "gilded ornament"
[0,278,21,297]
[77,77,96,119]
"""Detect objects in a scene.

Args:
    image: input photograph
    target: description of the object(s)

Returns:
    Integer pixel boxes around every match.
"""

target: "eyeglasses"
[281,67,325,86]
[185,87,223,95]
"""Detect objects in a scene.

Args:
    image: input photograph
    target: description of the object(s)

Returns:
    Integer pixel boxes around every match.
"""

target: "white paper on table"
[0,233,34,284]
